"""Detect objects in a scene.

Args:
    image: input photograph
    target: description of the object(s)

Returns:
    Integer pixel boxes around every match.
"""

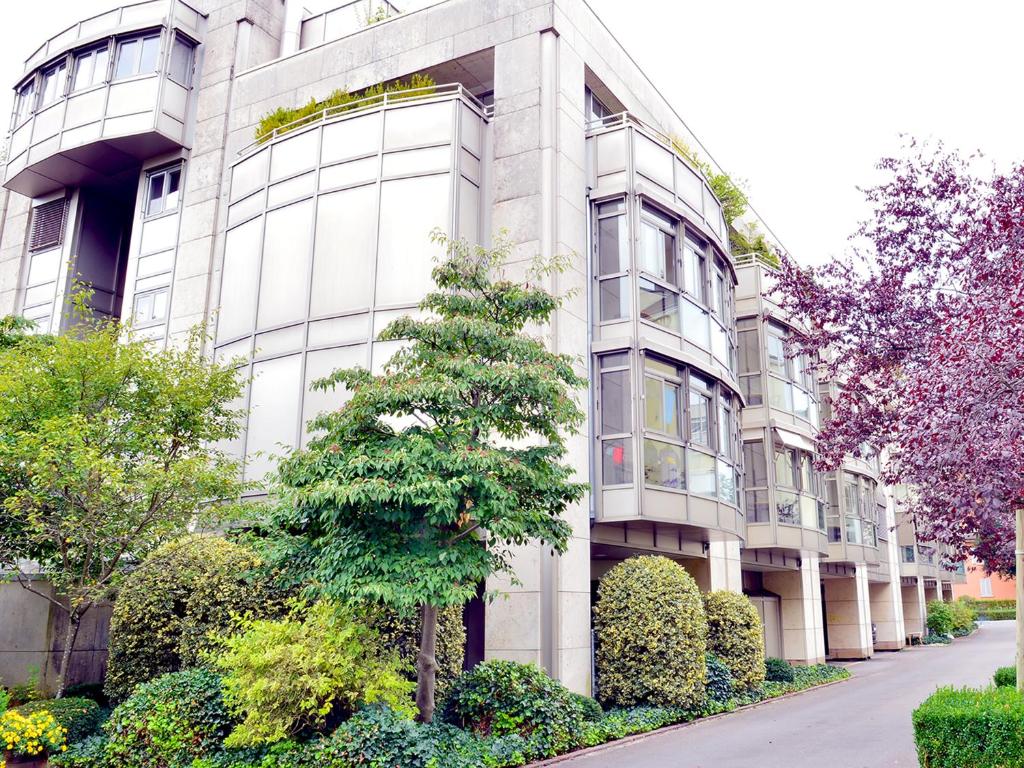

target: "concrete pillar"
[484,30,592,694]
[869,579,905,651]
[822,565,873,659]
[763,557,826,665]
[901,579,926,639]
[707,540,743,592]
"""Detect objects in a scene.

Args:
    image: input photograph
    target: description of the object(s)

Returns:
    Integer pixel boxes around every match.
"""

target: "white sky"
[3,0,1023,266]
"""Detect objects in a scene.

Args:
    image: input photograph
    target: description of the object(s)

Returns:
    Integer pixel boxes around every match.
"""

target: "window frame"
[13,77,37,127]
[72,43,112,93]
[167,33,196,87]
[132,286,170,328]
[597,352,634,488]
[594,197,630,325]
[143,163,184,218]
[113,31,162,82]
[37,58,69,110]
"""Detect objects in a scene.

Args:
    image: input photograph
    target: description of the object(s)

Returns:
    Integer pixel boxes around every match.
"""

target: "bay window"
[114,33,160,81]
[38,60,67,108]
[73,45,110,91]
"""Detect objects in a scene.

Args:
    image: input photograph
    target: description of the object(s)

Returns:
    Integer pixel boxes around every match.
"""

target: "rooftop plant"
[256,73,436,142]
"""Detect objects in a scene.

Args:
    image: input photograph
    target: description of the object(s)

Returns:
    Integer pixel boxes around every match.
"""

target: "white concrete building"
[0,0,964,691]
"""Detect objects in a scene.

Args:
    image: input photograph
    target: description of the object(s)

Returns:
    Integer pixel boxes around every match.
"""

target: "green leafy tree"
[0,307,246,697]
[263,234,587,722]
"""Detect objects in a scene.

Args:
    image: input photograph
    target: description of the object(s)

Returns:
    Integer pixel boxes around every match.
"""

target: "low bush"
[994,666,1015,687]
[580,706,694,748]
[926,601,954,636]
[762,664,850,697]
[103,667,232,768]
[764,657,795,683]
[441,659,585,759]
[570,693,603,723]
[593,556,707,709]
[105,535,287,702]
[913,686,1024,768]
[50,735,108,768]
[13,697,102,743]
[979,607,1015,621]
[949,598,977,633]
[366,604,465,702]
[0,688,8,714]
[703,591,765,692]
[210,601,414,747]
[704,654,734,706]
[923,632,952,645]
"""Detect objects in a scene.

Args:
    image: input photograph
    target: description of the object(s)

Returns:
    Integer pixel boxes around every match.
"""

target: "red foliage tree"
[772,141,1024,576]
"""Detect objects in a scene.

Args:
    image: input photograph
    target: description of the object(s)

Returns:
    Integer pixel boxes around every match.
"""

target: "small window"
[638,206,677,285]
[133,287,169,326]
[145,165,183,217]
[980,578,993,598]
[168,35,195,86]
[38,60,68,108]
[114,34,161,80]
[28,198,68,252]
[73,46,110,91]
[14,79,36,125]
[683,235,706,304]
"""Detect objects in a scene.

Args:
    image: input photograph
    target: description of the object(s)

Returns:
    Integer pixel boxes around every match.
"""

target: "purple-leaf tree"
[772,141,1024,579]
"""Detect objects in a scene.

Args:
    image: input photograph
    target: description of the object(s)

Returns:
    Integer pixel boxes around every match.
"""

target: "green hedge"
[913,686,1024,768]
[994,667,1016,687]
[980,607,1015,621]
[964,598,1015,611]
[593,556,707,709]
[765,657,795,683]
[12,698,102,743]
[926,601,954,636]
[703,591,765,692]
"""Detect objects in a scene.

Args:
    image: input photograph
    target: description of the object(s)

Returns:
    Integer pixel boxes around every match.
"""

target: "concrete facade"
[0,0,964,691]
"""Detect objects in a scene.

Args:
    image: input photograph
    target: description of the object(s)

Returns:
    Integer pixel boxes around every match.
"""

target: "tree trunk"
[55,612,81,699]
[415,604,439,723]
[1017,506,1023,693]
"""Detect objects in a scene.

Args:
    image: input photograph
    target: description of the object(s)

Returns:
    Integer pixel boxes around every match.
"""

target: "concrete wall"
[763,558,826,665]
[822,567,872,659]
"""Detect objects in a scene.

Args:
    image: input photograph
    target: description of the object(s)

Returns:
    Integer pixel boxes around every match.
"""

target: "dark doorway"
[821,581,830,655]
[462,583,486,670]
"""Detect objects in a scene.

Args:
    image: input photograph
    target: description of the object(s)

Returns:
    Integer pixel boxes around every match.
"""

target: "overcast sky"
[3,0,1022,265]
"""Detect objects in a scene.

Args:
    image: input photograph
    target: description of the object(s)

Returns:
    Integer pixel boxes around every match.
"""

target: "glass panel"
[602,437,632,485]
[738,329,759,374]
[710,322,728,364]
[376,174,448,305]
[270,130,319,181]
[793,386,811,421]
[768,377,793,411]
[600,369,630,434]
[644,376,679,437]
[597,214,627,275]
[846,517,863,544]
[687,450,716,497]
[800,494,818,528]
[301,345,367,442]
[639,219,676,284]
[743,441,768,487]
[601,353,628,369]
[384,102,453,149]
[168,36,194,84]
[165,168,181,211]
[682,299,709,347]
[776,490,799,524]
[146,173,165,216]
[322,112,382,164]
[683,237,705,303]
[217,218,262,342]
[644,439,684,489]
[40,62,67,107]
[741,375,762,406]
[766,332,786,376]
[257,199,313,329]
[114,38,139,79]
[311,184,376,316]
[717,401,732,458]
[775,448,795,487]
[599,277,629,322]
[688,389,711,447]
[717,459,735,504]
[746,489,769,523]
[139,36,160,74]
[638,278,679,331]
[800,454,813,491]
[245,354,303,483]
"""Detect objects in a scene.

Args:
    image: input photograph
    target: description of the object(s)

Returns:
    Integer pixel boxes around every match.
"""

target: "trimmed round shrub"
[765,657,795,683]
[103,668,232,768]
[366,604,466,702]
[994,666,1016,687]
[570,692,603,723]
[704,653,734,706]
[105,535,286,701]
[703,590,766,692]
[440,660,585,758]
[12,697,102,743]
[593,556,707,708]
[949,598,977,633]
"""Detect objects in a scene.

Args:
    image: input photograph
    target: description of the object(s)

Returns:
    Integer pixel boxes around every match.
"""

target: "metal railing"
[238,82,492,156]
[586,109,706,177]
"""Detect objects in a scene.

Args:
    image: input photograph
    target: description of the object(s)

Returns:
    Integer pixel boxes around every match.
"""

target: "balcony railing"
[238,83,492,156]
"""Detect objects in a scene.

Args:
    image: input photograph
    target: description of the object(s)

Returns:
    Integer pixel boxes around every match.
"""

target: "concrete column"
[869,579,905,651]
[484,30,592,694]
[706,540,743,592]
[822,565,873,659]
[901,579,927,639]
[763,557,826,665]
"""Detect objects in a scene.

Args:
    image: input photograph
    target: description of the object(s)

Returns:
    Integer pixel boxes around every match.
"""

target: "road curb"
[525,677,852,767]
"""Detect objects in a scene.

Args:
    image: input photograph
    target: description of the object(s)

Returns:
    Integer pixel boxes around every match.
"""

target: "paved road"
[565,621,1014,768]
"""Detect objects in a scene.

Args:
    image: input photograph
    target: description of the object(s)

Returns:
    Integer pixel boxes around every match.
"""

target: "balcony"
[298,0,401,50]
[4,0,205,197]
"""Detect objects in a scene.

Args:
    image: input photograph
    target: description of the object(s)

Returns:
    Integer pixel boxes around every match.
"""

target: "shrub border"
[525,674,851,766]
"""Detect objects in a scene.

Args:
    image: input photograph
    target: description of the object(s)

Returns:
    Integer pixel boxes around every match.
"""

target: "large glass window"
[311,184,375,316]
[644,364,680,437]
[376,174,448,305]
[168,35,195,86]
[638,206,677,284]
[644,439,683,489]
[114,34,160,80]
[766,324,788,377]
[595,200,629,322]
[73,46,110,91]
[600,367,631,434]
[38,61,67,108]
[599,352,634,487]
[145,164,182,217]
[257,199,313,330]
[688,449,716,497]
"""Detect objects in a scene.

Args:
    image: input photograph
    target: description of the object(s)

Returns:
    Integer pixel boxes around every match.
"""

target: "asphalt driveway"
[563,621,1014,768]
